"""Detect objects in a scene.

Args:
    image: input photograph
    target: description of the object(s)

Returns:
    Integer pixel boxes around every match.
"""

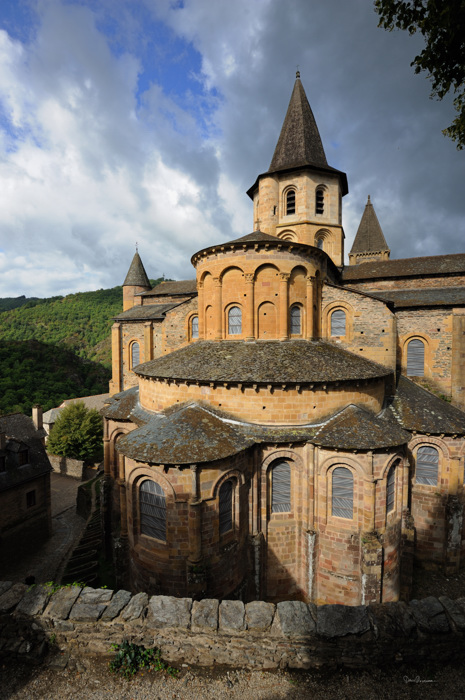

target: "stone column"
[197,280,205,339]
[451,311,465,410]
[360,532,383,605]
[110,323,122,394]
[188,466,202,563]
[214,277,223,340]
[306,275,315,339]
[444,495,464,575]
[244,273,255,340]
[399,509,415,601]
[118,454,128,538]
[144,322,153,362]
[278,272,290,340]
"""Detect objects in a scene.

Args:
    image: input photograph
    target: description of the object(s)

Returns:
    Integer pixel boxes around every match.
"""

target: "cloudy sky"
[0,0,463,298]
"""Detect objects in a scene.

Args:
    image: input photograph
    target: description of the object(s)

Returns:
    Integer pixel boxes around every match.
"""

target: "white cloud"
[0,0,463,297]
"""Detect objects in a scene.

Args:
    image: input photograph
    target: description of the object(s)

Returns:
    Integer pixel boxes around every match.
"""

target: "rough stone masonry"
[0,581,465,670]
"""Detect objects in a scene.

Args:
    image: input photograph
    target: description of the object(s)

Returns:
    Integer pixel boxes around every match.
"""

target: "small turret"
[122,249,151,311]
[349,195,390,265]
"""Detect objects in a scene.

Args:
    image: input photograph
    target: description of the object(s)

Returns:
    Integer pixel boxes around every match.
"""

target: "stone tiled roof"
[342,254,465,282]
[61,393,110,410]
[141,280,197,297]
[313,405,409,450]
[114,303,181,321]
[0,413,52,492]
[384,376,465,435]
[117,402,256,464]
[367,287,465,308]
[101,386,139,421]
[350,196,390,255]
[135,340,392,385]
[123,252,151,288]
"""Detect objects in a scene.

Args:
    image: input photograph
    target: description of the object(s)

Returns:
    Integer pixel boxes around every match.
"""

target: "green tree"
[47,402,103,462]
[375,0,465,149]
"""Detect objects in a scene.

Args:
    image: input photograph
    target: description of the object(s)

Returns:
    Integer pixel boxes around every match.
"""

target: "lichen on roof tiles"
[114,302,181,321]
[313,404,409,450]
[384,376,465,435]
[135,339,392,385]
[342,253,465,281]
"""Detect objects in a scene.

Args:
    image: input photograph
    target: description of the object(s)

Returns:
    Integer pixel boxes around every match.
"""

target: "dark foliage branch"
[375,0,465,148]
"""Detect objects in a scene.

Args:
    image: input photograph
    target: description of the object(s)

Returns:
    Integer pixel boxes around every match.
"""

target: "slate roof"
[117,402,256,464]
[101,386,140,421]
[342,254,465,282]
[247,74,348,198]
[350,196,390,255]
[135,339,392,385]
[123,252,151,288]
[384,376,465,435]
[313,404,409,450]
[0,413,52,492]
[106,391,409,466]
[114,302,181,321]
[141,280,197,297]
[368,286,465,308]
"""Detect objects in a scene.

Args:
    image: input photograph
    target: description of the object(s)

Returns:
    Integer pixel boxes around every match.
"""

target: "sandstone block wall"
[1,581,465,670]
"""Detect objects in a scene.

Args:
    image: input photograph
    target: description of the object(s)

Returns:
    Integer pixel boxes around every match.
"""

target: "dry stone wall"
[1,581,465,670]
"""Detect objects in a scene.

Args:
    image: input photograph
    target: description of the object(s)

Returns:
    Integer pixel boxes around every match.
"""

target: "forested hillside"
[0,278,165,415]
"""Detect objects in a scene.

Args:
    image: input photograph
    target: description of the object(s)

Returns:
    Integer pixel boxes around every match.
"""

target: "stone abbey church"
[102,74,465,606]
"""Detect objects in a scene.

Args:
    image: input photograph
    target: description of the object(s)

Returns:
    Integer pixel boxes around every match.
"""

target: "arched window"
[290,305,301,335]
[286,189,296,215]
[332,467,353,519]
[140,480,166,541]
[191,315,199,339]
[407,339,425,376]
[219,479,233,534]
[386,464,396,514]
[416,446,438,485]
[131,342,140,368]
[271,461,291,513]
[316,187,324,215]
[316,238,324,250]
[330,309,346,336]
[228,306,242,335]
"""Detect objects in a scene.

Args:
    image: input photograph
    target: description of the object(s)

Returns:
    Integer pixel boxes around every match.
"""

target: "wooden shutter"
[290,306,301,334]
[271,461,291,513]
[331,309,346,336]
[131,342,140,368]
[140,480,166,541]
[416,446,438,485]
[332,467,353,519]
[386,464,396,513]
[219,480,233,534]
[407,339,424,376]
[286,190,295,215]
[228,306,242,335]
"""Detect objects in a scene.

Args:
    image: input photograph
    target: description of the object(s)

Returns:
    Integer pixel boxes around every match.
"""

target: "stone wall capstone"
[0,581,464,670]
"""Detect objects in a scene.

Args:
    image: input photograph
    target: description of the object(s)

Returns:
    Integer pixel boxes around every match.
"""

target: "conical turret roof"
[350,196,390,255]
[123,252,151,288]
[269,72,328,172]
[247,73,347,198]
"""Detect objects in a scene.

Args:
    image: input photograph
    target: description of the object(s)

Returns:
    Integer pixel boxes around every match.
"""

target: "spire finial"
[367,195,371,203]
[296,67,300,79]
[135,241,138,253]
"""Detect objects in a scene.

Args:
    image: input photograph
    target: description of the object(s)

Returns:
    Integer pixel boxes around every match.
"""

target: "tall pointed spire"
[269,71,328,173]
[123,251,150,288]
[349,196,390,265]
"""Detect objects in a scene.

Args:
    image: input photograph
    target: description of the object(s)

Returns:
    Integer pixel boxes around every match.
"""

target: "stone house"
[102,73,465,606]
[0,407,52,559]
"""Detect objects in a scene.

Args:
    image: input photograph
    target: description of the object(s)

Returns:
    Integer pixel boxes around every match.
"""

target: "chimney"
[32,404,43,431]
